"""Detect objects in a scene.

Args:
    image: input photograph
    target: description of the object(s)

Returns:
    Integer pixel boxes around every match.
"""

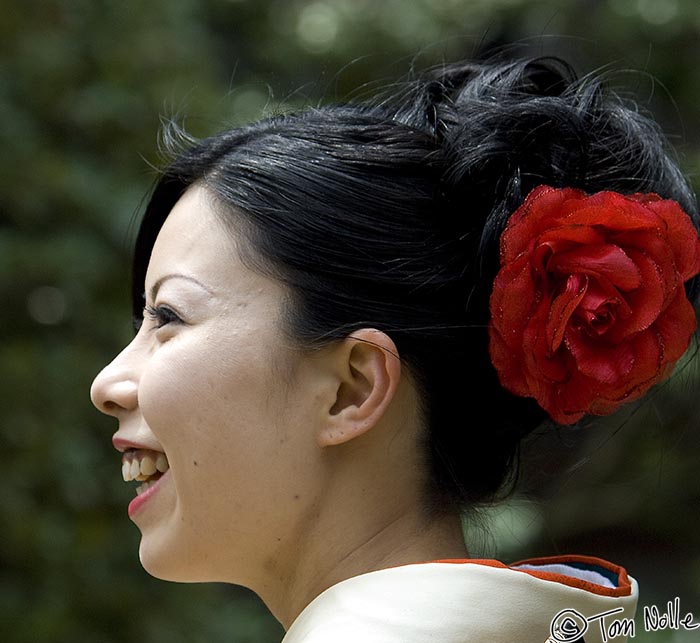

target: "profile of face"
[90,186,338,585]
[91,182,431,621]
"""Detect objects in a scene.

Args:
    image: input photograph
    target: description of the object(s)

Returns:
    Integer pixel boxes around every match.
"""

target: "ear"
[317,328,401,448]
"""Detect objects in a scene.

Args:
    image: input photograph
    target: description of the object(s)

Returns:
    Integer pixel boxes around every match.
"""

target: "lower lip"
[128,471,169,518]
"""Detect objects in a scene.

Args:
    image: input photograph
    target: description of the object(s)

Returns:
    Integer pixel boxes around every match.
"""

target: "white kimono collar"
[282,556,638,643]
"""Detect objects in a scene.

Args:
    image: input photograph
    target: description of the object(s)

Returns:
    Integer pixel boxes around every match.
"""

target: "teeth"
[121,451,170,482]
[140,455,156,476]
[136,480,156,495]
[155,453,169,473]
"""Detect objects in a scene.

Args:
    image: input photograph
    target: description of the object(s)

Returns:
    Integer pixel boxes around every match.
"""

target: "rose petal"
[574,280,631,335]
[565,328,635,385]
[489,258,536,349]
[523,310,571,384]
[612,229,676,282]
[537,225,606,252]
[540,371,600,424]
[547,274,587,352]
[590,330,665,406]
[563,192,659,230]
[606,248,670,340]
[501,187,585,261]
[549,244,641,291]
[488,329,529,396]
[652,288,698,363]
[642,197,700,279]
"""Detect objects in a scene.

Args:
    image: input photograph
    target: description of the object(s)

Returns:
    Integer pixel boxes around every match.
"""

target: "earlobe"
[318,329,401,447]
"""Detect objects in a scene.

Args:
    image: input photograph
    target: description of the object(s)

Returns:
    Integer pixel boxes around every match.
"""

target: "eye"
[143,304,183,329]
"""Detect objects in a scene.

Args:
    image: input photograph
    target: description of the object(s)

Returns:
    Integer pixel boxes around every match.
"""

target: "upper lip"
[112,434,164,454]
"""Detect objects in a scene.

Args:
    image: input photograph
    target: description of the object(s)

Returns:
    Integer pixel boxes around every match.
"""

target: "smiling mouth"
[122,450,170,495]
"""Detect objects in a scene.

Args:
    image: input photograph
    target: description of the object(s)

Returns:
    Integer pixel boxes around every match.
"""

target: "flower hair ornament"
[488,185,700,425]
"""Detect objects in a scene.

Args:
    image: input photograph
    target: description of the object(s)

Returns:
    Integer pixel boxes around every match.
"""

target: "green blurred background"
[2,0,699,641]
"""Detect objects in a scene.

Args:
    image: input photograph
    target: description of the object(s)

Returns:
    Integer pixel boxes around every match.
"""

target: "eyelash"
[143,304,182,329]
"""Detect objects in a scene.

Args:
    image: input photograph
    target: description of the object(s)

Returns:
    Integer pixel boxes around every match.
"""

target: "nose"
[90,342,140,417]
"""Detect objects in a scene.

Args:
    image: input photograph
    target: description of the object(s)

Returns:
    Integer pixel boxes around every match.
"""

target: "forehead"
[145,185,284,304]
[148,186,227,273]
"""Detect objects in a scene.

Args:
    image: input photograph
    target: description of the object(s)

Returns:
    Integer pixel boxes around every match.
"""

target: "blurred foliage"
[2,0,699,641]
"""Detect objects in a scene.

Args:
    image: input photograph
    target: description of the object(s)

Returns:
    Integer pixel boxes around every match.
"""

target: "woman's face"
[90,186,327,584]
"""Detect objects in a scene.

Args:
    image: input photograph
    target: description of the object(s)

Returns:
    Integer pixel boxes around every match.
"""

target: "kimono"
[282,555,637,643]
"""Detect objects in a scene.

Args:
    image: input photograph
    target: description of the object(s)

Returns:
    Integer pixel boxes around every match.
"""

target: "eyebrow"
[148,274,213,301]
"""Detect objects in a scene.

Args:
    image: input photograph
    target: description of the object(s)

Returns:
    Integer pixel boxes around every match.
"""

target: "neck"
[247,377,468,630]
[260,498,468,630]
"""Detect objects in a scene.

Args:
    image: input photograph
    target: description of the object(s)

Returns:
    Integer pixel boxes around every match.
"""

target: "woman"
[90,57,700,642]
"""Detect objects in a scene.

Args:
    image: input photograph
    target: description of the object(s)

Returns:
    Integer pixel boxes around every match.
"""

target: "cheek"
[138,339,289,481]
[138,332,248,424]
[138,349,203,432]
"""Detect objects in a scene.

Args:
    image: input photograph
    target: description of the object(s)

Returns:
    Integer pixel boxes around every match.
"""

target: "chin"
[137,535,201,583]
[137,533,238,584]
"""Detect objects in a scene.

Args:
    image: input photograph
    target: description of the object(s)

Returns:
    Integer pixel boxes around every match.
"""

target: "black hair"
[132,56,699,510]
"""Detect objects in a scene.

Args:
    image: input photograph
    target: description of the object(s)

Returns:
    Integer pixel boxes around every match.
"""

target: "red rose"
[488,185,700,424]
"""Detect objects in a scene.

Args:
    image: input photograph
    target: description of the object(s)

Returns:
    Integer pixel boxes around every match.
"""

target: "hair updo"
[132,57,699,510]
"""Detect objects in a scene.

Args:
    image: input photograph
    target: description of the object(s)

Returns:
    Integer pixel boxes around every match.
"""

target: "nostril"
[102,400,122,414]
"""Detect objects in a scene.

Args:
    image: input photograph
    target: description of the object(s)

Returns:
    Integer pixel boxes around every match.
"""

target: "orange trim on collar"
[432,555,632,598]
